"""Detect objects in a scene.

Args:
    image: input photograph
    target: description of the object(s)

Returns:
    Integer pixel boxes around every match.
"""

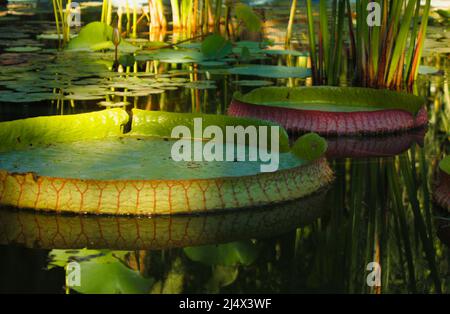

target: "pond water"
[0,1,449,293]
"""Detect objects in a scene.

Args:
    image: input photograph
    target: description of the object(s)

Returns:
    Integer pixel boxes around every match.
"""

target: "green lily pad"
[67,22,138,53]
[291,133,328,162]
[437,10,450,19]
[118,54,136,67]
[439,156,450,175]
[201,34,233,60]
[135,49,204,63]
[184,241,259,266]
[184,80,217,89]
[235,4,262,32]
[64,94,106,100]
[264,49,307,57]
[418,65,440,75]
[4,46,42,53]
[98,101,130,107]
[233,80,274,87]
[228,65,311,79]
[48,249,153,294]
[199,60,228,67]
[235,41,269,51]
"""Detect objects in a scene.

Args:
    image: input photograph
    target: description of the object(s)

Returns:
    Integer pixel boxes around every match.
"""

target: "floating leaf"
[4,46,42,52]
[118,54,136,67]
[98,101,130,107]
[136,49,203,63]
[291,133,328,162]
[201,34,233,60]
[233,80,274,87]
[48,249,153,294]
[67,22,138,53]
[264,49,307,57]
[184,80,217,89]
[228,65,311,78]
[235,4,262,32]
[440,156,450,175]
[184,241,259,266]
[418,65,440,75]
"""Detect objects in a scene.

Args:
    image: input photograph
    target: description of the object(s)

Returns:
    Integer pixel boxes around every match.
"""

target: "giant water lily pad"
[229,87,428,135]
[0,109,333,215]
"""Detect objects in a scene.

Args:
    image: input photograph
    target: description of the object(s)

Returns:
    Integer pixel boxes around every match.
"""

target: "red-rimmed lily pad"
[0,109,333,215]
[228,87,428,135]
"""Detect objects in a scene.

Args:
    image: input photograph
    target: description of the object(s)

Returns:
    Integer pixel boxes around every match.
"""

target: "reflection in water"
[325,128,426,159]
[0,188,330,250]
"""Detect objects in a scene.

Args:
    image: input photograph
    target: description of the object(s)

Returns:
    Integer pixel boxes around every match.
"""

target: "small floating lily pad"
[264,49,307,57]
[292,133,328,162]
[233,80,274,87]
[136,49,204,63]
[98,101,130,107]
[201,34,233,60]
[4,46,42,53]
[67,22,139,53]
[418,65,440,75]
[227,65,311,78]
[184,81,217,89]
[48,249,153,294]
[440,156,450,175]
[184,241,259,266]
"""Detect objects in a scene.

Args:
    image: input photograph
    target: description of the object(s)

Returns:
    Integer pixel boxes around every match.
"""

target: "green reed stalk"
[408,0,431,88]
[399,155,442,292]
[132,0,137,37]
[318,0,329,74]
[214,0,222,32]
[385,0,416,87]
[387,160,417,293]
[306,0,317,83]
[157,0,167,28]
[106,0,113,25]
[181,0,193,29]
[285,0,298,47]
[52,0,61,44]
[51,0,71,47]
[171,0,181,29]
[101,0,107,22]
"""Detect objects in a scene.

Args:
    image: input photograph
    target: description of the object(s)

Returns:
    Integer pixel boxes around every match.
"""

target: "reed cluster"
[52,0,73,47]
[306,0,431,91]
